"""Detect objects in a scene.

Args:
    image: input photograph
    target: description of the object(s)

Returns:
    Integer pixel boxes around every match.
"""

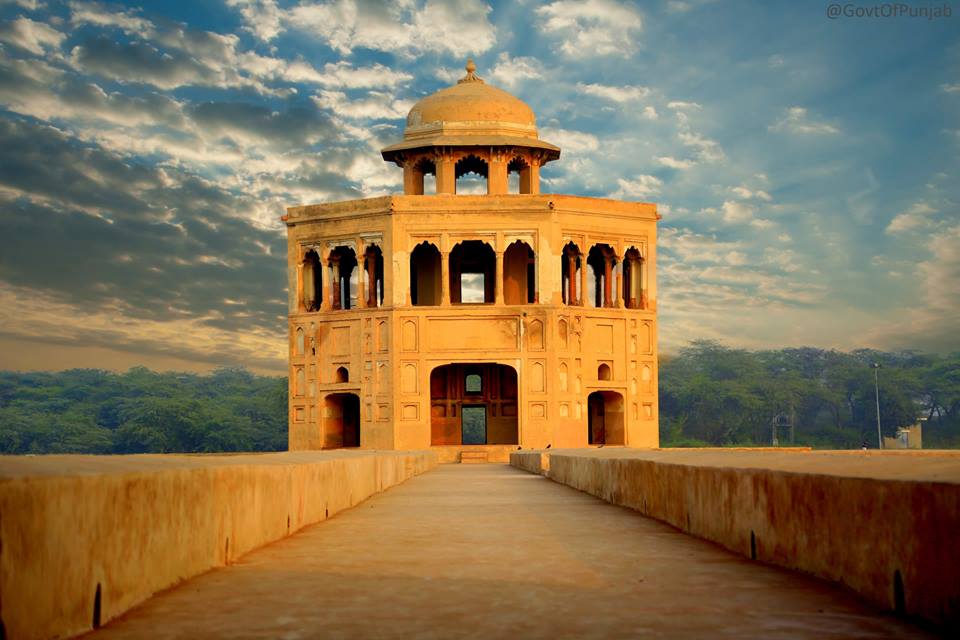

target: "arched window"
[364,245,384,307]
[623,247,643,309]
[295,327,305,356]
[587,244,618,308]
[450,240,495,303]
[455,154,488,194]
[507,156,528,194]
[598,363,611,381]
[302,249,321,311]
[561,242,582,306]
[335,366,349,383]
[328,246,357,310]
[410,242,441,306]
[503,240,535,304]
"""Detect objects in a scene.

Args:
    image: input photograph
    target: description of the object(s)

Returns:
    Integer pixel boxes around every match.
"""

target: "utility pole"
[872,363,882,449]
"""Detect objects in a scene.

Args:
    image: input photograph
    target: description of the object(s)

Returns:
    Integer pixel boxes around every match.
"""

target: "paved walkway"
[89,465,929,639]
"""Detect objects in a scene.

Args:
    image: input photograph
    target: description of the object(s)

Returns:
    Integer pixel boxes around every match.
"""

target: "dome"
[381,59,559,161]
[406,67,536,130]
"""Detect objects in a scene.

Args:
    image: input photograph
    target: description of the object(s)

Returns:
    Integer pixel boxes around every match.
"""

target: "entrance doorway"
[587,391,625,445]
[429,364,518,445]
[324,392,360,448]
[461,405,487,444]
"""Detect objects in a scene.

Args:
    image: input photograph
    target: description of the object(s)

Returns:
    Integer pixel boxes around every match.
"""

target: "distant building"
[884,423,923,449]
[284,60,659,458]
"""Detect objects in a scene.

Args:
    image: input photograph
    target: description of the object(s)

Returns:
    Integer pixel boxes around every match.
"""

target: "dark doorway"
[588,390,625,445]
[430,364,518,445]
[461,405,487,445]
[324,392,360,448]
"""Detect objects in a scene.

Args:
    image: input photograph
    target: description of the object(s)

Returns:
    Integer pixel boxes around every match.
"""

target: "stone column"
[495,251,504,305]
[296,261,305,312]
[579,252,587,306]
[403,162,424,195]
[615,268,624,308]
[603,253,613,307]
[520,163,540,194]
[441,251,450,306]
[331,256,341,310]
[367,249,378,307]
[320,252,332,311]
[566,252,577,306]
[488,154,508,195]
[356,241,367,309]
[435,154,456,194]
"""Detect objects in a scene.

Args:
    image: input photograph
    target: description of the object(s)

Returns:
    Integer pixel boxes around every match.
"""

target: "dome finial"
[458,58,484,84]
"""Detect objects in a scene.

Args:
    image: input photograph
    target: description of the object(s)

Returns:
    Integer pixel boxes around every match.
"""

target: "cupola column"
[331,256,341,310]
[603,249,614,308]
[495,251,505,304]
[403,162,424,195]
[520,163,540,195]
[436,153,456,194]
[488,152,508,195]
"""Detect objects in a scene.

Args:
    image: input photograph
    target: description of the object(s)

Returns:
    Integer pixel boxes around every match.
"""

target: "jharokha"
[284,60,659,461]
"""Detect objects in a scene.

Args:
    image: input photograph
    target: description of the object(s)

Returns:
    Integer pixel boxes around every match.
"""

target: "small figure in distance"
[546,444,552,449]
[861,440,868,451]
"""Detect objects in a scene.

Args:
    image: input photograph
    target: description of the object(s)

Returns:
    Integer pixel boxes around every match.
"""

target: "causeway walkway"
[87,464,929,639]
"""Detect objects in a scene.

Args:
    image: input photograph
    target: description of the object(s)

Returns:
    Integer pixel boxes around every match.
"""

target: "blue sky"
[0,0,957,373]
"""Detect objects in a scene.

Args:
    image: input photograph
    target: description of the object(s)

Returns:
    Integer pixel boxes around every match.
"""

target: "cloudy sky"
[0,0,957,374]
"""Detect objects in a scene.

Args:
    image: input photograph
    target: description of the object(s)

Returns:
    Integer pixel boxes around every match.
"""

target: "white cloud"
[225,0,283,42]
[0,16,64,55]
[770,106,839,135]
[487,52,543,88]
[679,130,724,162]
[536,0,643,57]
[69,1,154,38]
[720,200,755,224]
[657,156,694,170]
[576,82,650,103]
[610,174,662,199]
[313,90,412,120]
[885,201,938,234]
[731,185,772,201]
[941,83,960,94]
[539,127,599,152]
[750,218,775,229]
[667,100,701,110]
[777,233,793,243]
[285,0,496,57]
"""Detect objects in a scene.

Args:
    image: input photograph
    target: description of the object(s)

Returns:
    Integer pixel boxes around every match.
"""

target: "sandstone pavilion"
[284,60,659,462]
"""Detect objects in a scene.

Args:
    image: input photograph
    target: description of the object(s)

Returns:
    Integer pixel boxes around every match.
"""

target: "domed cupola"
[381,59,561,195]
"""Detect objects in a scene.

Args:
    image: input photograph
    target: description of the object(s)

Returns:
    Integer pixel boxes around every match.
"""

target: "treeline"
[1,343,958,454]
[0,367,287,454]
[660,341,960,449]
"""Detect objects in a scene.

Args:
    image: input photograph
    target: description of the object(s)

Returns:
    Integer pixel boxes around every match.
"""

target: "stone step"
[460,451,489,464]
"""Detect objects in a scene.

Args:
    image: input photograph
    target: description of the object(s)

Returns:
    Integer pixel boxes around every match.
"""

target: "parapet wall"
[0,450,438,640]
[511,448,960,630]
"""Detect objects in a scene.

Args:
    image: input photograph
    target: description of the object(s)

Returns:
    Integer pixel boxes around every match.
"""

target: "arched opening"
[503,240,535,304]
[92,582,102,629]
[410,242,441,306]
[335,366,349,383]
[450,240,494,304]
[587,244,618,307]
[430,364,518,445]
[455,154,488,194]
[328,246,357,310]
[363,245,384,307]
[507,156,528,194]
[324,392,361,448]
[587,390,625,445]
[295,367,305,397]
[598,363,611,381]
[561,242,582,305]
[408,157,436,195]
[623,247,644,309]
[302,249,322,311]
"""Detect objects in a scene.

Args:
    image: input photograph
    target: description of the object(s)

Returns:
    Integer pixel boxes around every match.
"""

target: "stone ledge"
[511,448,960,631]
[0,450,438,640]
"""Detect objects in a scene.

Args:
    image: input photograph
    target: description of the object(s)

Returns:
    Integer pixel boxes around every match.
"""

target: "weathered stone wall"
[0,450,438,640]
[511,448,960,630]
